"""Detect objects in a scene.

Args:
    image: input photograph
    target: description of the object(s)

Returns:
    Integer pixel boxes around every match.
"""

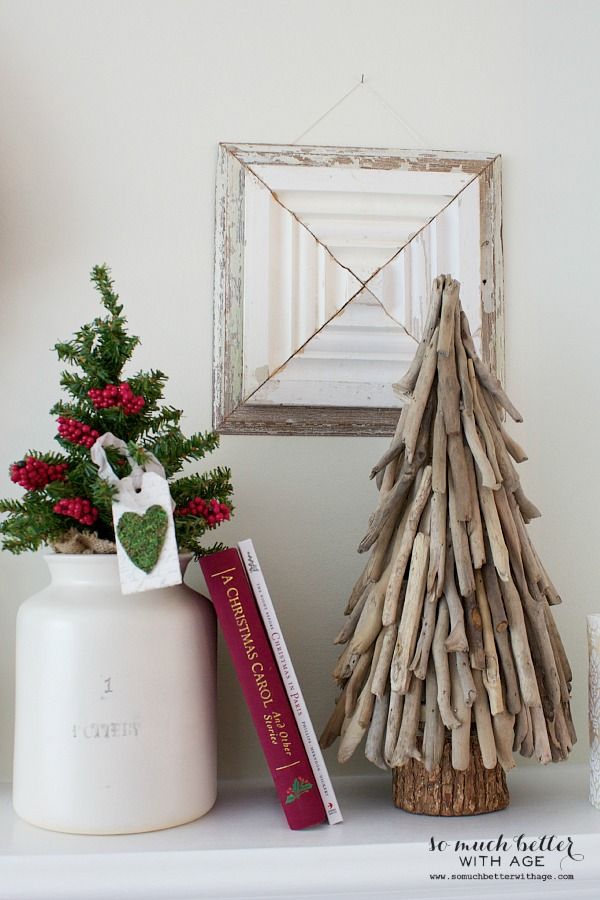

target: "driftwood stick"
[479,388,541,521]
[319,685,347,748]
[427,489,447,597]
[506,490,542,586]
[465,450,486,569]
[370,423,406,485]
[420,494,432,536]
[335,587,368,644]
[447,433,472,521]
[437,278,460,357]
[432,599,461,729]
[365,457,407,584]
[479,389,519,491]
[549,621,571,706]
[464,590,485,671]
[477,470,510,582]
[371,622,399,698]
[437,343,461,436]
[494,485,527,595]
[460,310,523,422]
[500,422,528,464]
[390,532,430,693]
[456,649,477,707]
[513,486,542,522]
[513,703,530,753]
[432,401,447,494]
[368,478,418,585]
[475,569,504,715]
[394,275,445,395]
[376,450,401,493]
[488,628,521,717]
[513,486,541,522]
[442,547,469,653]
[344,563,370,616]
[462,409,498,490]
[498,575,541,708]
[380,438,402,492]
[448,469,476,596]
[544,604,573,685]
[374,429,403,493]
[332,644,360,683]
[371,404,406,481]
[492,711,516,772]
[384,690,405,767]
[383,466,432,626]
[530,704,552,765]
[472,668,498,769]
[528,536,561,605]
[345,645,374,717]
[337,696,368,764]
[454,299,473,416]
[365,517,398,586]
[519,705,535,758]
[358,630,385,728]
[450,651,472,770]
[390,674,424,767]
[468,360,502,485]
[358,464,413,554]
[524,611,551,721]
[552,703,574,758]
[410,589,438,680]
[522,586,562,714]
[563,703,577,747]
[403,327,439,465]
[423,659,445,772]
[348,569,390,655]
[358,396,433,553]
[339,631,386,762]
[365,691,389,770]
[482,557,508,632]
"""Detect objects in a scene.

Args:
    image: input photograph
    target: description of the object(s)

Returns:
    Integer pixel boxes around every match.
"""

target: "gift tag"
[91,434,182,595]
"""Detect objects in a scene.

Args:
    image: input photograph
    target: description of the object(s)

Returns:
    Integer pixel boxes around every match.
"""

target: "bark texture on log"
[393,736,509,816]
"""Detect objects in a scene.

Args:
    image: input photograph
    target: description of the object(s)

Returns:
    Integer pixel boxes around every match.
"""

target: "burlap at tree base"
[51,528,116,555]
[393,736,509,816]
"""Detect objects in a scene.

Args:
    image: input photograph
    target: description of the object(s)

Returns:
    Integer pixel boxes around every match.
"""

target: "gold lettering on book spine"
[212,565,273,708]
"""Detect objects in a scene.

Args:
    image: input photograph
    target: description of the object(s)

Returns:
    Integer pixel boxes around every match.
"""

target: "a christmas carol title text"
[211,565,294,758]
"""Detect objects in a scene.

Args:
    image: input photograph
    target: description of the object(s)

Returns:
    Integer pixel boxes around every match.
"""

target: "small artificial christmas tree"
[320,275,575,815]
[0,265,233,556]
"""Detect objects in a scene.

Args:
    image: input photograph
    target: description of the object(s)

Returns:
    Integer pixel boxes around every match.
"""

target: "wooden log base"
[392,736,509,816]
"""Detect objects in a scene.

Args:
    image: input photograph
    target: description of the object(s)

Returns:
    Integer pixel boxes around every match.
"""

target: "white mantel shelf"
[0,765,599,900]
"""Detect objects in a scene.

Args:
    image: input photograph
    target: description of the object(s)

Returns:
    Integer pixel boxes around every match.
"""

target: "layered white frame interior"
[214,144,503,435]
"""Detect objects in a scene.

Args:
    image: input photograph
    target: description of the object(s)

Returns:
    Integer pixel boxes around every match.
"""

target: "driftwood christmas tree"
[321,275,575,815]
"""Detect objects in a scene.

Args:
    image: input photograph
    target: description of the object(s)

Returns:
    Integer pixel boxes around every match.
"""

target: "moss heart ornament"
[116,504,168,573]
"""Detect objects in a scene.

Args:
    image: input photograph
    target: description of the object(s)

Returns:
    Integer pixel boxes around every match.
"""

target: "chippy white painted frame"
[213,143,503,436]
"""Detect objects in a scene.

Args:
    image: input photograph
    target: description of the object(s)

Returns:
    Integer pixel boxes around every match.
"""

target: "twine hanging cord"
[292,75,428,146]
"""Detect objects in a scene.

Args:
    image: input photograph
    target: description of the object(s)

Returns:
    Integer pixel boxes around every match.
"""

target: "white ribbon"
[90,433,167,492]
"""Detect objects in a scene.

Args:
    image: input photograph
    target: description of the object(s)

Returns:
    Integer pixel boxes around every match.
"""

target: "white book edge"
[238,539,343,825]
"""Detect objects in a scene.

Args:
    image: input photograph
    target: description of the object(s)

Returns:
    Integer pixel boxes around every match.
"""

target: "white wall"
[0,0,598,784]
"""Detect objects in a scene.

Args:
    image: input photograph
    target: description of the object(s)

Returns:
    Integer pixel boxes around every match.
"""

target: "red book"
[199,548,327,830]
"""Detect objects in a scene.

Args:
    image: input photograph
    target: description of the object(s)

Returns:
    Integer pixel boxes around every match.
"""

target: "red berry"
[54,496,98,526]
[11,456,68,491]
[88,382,144,415]
[174,497,231,529]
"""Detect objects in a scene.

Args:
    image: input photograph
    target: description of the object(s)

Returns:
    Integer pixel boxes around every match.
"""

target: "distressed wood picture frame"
[213,143,503,436]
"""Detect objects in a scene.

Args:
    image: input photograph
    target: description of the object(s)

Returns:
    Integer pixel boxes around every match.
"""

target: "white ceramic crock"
[13,553,217,834]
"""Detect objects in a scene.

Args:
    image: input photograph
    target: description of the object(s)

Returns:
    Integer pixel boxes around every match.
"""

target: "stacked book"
[200,540,342,830]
